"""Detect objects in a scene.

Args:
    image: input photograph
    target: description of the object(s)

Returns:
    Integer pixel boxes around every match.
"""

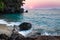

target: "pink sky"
[24,0,60,9]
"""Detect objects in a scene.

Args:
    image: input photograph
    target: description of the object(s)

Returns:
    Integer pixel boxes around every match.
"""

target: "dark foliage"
[0,0,25,13]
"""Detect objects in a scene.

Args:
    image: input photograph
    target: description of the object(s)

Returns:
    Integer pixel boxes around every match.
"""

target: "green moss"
[0,2,5,11]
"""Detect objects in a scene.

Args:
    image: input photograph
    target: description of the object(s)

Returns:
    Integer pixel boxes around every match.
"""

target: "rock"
[8,25,25,40]
[34,36,60,40]
[0,34,9,40]
[0,34,60,40]
[19,22,32,31]
[9,32,25,40]
[25,10,28,13]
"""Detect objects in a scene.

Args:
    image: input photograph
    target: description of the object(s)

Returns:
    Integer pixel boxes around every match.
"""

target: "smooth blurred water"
[0,9,60,36]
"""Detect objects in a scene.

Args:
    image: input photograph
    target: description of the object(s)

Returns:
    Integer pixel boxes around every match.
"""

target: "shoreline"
[0,24,60,40]
[25,36,60,40]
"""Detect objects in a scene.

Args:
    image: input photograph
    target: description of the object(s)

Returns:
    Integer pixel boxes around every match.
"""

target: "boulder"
[25,10,28,13]
[19,22,32,31]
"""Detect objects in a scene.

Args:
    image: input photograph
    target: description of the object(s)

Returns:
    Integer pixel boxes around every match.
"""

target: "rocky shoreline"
[0,25,60,40]
[0,22,60,40]
[0,34,60,40]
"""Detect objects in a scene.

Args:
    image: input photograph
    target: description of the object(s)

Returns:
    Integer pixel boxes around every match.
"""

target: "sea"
[0,9,60,36]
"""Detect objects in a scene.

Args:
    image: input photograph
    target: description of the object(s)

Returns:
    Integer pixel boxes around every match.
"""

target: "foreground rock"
[0,34,60,40]
[31,36,60,40]
[0,34,9,40]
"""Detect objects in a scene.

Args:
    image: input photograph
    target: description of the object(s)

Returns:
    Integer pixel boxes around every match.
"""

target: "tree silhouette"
[0,0,25,13]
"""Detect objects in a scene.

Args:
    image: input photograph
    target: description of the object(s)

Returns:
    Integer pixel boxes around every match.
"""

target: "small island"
[0,0,25,13]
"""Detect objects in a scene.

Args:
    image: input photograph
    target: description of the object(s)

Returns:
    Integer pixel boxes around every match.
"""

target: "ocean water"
[0,9,60,36]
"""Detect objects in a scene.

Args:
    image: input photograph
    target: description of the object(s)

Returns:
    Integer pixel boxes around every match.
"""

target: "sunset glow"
[24,0,60,9]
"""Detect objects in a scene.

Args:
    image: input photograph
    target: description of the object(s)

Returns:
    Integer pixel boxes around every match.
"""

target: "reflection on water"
[0,13,23,22]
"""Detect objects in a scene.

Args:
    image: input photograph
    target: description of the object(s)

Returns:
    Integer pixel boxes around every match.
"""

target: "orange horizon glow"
[24,0,60,9]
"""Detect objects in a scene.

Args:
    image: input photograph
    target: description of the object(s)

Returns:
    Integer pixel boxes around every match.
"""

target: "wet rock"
[8,25,25,40]
[8,32,25,40]
[19,22,32,31]
[25,10,28,13]
[34,36,60,40]
[0,34,60,40]
[0,34,9,40]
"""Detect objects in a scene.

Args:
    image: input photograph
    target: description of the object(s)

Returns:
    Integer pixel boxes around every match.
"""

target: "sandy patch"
[0,24,13,36]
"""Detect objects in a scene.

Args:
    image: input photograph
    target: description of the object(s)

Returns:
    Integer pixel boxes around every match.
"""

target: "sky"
[24,0,60,9]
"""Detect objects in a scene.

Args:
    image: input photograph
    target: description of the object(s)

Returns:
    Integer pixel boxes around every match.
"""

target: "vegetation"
[0,0,25,13]
[0,0,5,12]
